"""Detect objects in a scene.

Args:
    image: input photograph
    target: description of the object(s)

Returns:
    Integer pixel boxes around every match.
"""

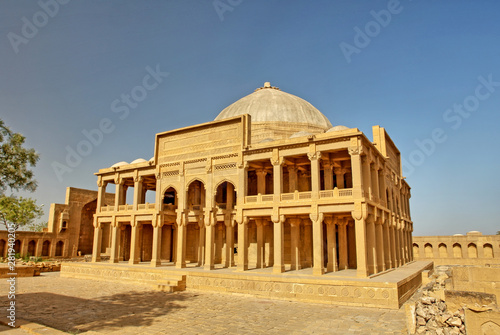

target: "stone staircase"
[153,273,187,292]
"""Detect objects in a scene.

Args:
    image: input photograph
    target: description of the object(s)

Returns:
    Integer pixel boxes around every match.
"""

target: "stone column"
[256,168,267,195]
[109,220,121,263]
[348,222,357,269]
[272,156,283,201]
[237,217,248,271]
[151,216,162,267]
[354,216,369,277]
[288,165,298,192]
[175,215,186,268]
[311,213,324,276]
[379,170,387,206]
[129,220,141,264]
[114,180,123,208]
[289,218,301,270]
[375,219,385,272]
[133,176,143,210]
[383,219,392,269]
[217,223,224,265]
[363,157,372,200]
[96,179,107,213]
[334,167,345,189]
[394,220,401,267]
[323,161,334,190]
[371,164,380,201]
[91,219,102,262]
[197,218,205,267]
[391,220,398,267]
[225,217,234,267]
[325,217,337,272]
[204,213,215,270]
[308,151,321,199]
[272,215,285,274]
[255,218,265,269]
[366,217,377,274]
[338,219,348,270]
[227,183,235,209]
[349,146,364,199]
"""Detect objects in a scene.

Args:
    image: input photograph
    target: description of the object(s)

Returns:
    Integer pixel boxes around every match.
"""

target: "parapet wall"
[413,233,500,266]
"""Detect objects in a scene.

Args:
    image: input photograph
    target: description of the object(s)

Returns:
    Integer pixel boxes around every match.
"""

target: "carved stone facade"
[91,83,413,278]
[0,187,114,258]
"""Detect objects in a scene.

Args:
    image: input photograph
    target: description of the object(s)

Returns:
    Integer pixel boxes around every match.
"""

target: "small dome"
[290,131,313,138]
[130,158,147,164]
[149,157,154,161]
[111,161,128,168]
[259,138,274,143]
[453,234,464,236]
[326,125,349,133]
[467,231,482,236]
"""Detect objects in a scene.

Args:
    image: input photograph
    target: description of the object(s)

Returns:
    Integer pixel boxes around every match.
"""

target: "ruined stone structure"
[413,231,500,266]
[0,187,113,258]
[91,82,414,278]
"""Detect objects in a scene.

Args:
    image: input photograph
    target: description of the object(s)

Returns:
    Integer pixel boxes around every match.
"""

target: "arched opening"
[55,241,64,257]
[247,159,274,196]
[484,243,494,258]
[0,239,5,257]
[468,243,477,258]
[424,243,433,258]
[413,243,419,259]
[14,240,21,255]
[438,243,447,258]
[79,199,97,255]
[163,187,178,209]
[140,223,153,262]
[187,180,206,211]
[453,243,462,258]
[215,181,237,210]
[42,240,50,257]
[27,240,36,256]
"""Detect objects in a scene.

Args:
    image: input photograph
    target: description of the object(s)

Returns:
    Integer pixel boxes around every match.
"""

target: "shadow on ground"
[0,289,191,333]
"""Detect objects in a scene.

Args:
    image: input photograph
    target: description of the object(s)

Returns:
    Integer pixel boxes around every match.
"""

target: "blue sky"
[1,0,499,235]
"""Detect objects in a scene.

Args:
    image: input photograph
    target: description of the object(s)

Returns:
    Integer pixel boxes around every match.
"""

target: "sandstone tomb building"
[90,82,413,278]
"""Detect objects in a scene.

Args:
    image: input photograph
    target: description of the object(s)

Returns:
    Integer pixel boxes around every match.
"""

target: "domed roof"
[326,125,349,133]
[214,82,332,129]
[290,131,314,138]
[130,158,147,164]
[111,161,128,168]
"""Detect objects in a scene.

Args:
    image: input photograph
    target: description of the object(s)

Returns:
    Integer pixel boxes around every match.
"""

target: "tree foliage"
[0,119,39,193]
[0,195,44,230]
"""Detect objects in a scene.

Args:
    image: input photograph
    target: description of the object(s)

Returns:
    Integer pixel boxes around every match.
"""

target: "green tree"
[0,119,44,231]
[28,221,47,232]
[0,195,43,230]
[0,119,39,193]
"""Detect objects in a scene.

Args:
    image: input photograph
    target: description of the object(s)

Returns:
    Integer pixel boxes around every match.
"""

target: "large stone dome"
[214,82,332,142]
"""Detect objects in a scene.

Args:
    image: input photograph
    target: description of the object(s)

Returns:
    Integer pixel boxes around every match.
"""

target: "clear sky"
[1,0,499,236]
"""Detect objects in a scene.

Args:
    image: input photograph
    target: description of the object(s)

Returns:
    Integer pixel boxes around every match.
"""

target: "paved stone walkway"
[1,272,407,334]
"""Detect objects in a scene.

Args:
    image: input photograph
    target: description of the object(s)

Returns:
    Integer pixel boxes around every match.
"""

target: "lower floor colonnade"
[91,212,413,278]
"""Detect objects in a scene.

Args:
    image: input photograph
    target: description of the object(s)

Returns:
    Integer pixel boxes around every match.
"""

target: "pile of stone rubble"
[415,294,466,334]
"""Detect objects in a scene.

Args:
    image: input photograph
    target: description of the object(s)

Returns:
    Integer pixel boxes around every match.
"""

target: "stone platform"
[61,261,433,309]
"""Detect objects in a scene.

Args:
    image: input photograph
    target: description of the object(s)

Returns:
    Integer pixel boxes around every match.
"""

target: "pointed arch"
[185,177,206,188]
[161,184,179,196]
